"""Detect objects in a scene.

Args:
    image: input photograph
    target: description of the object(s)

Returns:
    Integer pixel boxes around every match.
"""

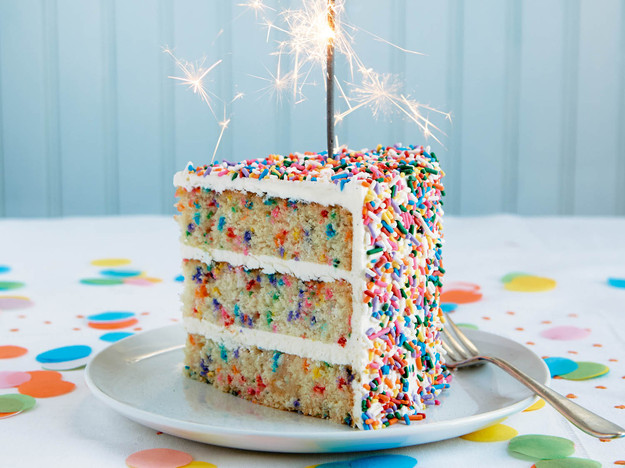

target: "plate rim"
[85,325,550,449]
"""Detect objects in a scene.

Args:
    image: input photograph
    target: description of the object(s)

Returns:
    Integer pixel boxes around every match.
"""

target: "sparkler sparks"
[243,0,449,145]
[164,47,236,162]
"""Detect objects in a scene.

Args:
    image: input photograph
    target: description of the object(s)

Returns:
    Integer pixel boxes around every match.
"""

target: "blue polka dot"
[100,269,142,278]
[607,277,625,289]
[87,311,135,322]
[175,274,184,282]
[36,345,92,363]
[99,332,134,342]
[441,303,457,313]
[0,265,10,274]
[315,455,417,468]
[543,357,579,377]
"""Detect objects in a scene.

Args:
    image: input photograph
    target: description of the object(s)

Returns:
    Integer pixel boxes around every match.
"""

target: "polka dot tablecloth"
[1,215,624,467]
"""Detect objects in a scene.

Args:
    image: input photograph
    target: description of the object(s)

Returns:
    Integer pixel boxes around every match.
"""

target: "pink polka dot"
[126,448,193,468]
[0,371,32,389]
[541,326,591,341]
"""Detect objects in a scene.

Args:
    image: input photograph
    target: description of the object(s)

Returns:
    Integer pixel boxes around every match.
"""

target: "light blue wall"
[0,0,624,217]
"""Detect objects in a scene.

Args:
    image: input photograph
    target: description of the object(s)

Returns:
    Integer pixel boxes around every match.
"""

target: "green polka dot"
[0,394,36,413]
[457,323,478,330]
[508,434,575,461]
[501,272,527,283]
[80,278,124,286]
[0,281,25,291]
[559,361,609,380]
[535,458,601,468]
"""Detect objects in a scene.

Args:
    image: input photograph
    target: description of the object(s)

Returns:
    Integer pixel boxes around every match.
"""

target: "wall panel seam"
[0,19,5,217]
[617,0,625,215]
[159,0,175,214]
[43,0,62,217]
[559,0,580,215]
[447,0,464,215]
[503,0,522,214]
[102,0,119,214]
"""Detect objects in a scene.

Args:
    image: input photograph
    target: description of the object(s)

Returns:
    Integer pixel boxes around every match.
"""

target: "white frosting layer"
[175,166,370,424]
[180,244,355,283]
[184,316,352,365]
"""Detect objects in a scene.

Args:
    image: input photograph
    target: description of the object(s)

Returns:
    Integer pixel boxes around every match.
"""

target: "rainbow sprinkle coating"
[179,144,450,430]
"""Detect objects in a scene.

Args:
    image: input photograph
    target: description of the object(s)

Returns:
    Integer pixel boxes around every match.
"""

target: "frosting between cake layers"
[184,316,353,365]
[180,243,356,283]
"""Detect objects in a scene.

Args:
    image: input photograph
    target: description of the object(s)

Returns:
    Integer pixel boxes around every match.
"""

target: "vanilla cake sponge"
[174,145,450,430]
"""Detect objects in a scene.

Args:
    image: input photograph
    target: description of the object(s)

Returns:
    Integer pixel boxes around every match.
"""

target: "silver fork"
[441,313,625,439]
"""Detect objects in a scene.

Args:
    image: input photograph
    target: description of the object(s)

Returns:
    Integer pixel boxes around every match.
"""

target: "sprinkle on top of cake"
[183,144,444,193]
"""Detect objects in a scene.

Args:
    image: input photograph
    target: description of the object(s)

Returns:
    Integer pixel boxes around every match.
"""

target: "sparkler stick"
[326,0,336,157]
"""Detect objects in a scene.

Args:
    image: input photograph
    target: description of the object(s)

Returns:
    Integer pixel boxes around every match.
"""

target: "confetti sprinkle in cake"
[174,144,450,430]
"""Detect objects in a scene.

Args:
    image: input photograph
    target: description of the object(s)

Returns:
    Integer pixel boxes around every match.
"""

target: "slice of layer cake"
[174,144,450,430]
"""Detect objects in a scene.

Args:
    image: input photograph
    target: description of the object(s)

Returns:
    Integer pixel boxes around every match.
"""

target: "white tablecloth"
[1,215,624,467]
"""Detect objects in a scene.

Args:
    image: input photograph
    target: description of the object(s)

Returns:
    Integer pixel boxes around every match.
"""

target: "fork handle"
[481,355,625,439]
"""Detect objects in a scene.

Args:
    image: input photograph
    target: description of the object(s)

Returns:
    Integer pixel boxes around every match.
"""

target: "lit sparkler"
[164,47,236,162]
[244,0,449,147]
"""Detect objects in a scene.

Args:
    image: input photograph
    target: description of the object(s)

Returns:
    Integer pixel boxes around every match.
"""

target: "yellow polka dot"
[523,398,546,412]
[504,275,556,292]
[91,258,131,267]
[460,423,518,442]
[181,462,217,468]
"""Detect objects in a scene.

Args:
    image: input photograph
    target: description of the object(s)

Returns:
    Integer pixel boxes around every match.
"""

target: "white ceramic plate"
[85,324,549,453]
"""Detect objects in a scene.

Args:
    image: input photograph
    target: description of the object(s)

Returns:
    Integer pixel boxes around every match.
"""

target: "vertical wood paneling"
[102,0,119,214]
[517,0,566,215]
[502,0,522,213]
[404,1,452,208]
[0,1,624,217]
[0,25,5,216]
[574,0,621,215]
[0,1,48,217]
[459,0,507,215]
[116,0,161,214]
[445,0,464,215]
[172,1,220,169]
[230,2,283,160]
[43,0,62,216]
[558,0,580,215]
[341,0,394,149]
[158,0,175,214]
[57,0,107,216]
[618,4,625,216]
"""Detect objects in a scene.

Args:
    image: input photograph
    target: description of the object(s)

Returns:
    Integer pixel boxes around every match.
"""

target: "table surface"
[1,215,624,467]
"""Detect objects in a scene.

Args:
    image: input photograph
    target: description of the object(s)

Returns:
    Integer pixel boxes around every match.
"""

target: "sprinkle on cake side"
[175,144,450,430]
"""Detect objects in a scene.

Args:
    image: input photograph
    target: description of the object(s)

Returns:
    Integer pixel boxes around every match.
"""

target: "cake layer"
[176,188,354,270]
[184,333,356,426]
[181,259,353,346]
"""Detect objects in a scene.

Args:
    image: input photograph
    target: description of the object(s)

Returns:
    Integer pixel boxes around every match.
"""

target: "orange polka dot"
[44,321,51,325]
[76,315,84,319]
[568,313,578,318]
[515,327,524,331]
[0,345,27,359]
[541,320,552,324]
[72,328,81,331]
[566,394,577,399]
[615,405,625,409]
[526,341,535,346]
[18,315,26,319]
[614,460,625,465]
[593,344,603,348]
[568,351,578,355]
[482,316,491,320]
[88,318,138,330]
[10,329,18,332]
[609,359,618,362]
[18,371,75,398]
[133,327,142,331]
[599,438,612,443]
[506,311,515,315]
[140,312,150,316]
[440,289,483,304]
[595,386,607,389]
